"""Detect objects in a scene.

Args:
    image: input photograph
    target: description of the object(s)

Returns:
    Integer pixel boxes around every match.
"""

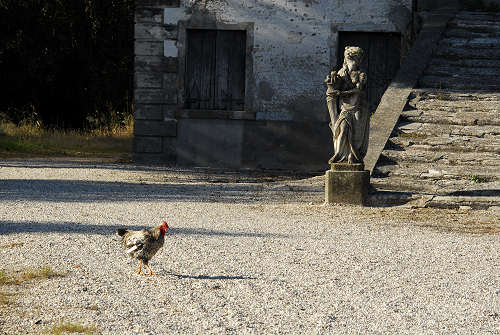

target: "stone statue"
[325,46,370,165]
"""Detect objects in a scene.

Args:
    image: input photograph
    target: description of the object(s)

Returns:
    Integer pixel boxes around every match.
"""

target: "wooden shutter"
[185,29,246,111]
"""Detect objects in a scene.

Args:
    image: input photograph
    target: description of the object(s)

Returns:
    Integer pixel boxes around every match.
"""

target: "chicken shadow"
[165,271,256,280]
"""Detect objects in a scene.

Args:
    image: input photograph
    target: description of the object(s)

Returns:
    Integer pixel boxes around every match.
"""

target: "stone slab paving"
[0,159,499,334]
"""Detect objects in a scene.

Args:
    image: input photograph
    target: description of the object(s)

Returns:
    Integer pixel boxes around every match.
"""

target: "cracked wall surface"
[134,0,414,169]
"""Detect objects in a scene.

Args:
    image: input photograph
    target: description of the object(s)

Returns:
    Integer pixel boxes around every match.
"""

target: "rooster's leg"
[136,260,142,274]
[145,263,156,276]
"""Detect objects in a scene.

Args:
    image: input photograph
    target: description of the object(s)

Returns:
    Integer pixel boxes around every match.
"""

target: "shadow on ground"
[166,272,257,280]
[0,220,289,238]
[0,159,318,181]
[0,179,269,203]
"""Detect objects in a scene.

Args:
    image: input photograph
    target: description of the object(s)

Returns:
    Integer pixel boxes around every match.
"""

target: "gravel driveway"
[0,159,499,334]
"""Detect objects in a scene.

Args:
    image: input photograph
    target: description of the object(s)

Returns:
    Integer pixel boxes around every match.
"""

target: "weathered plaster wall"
[134,0,414,169]
[172,0,412,122]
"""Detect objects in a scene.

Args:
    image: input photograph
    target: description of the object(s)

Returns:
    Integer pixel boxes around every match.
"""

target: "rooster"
[117,221,169,276]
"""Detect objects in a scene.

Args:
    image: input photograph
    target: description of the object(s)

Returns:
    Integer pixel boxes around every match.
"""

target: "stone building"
[134,0,417,170]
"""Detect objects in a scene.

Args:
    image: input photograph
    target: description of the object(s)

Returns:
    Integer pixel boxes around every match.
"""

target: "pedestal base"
[325,163,370,205]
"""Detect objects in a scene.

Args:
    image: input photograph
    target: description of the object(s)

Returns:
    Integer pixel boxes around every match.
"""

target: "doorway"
[338,32,401,115]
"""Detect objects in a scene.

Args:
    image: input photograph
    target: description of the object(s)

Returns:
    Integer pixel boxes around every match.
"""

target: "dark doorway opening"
[338,31,401,115]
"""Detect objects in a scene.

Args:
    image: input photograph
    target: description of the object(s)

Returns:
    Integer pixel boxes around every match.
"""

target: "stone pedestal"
[325,163,370,205]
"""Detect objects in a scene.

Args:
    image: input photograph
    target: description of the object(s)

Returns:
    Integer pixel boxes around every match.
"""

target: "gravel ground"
[0,159,499,334]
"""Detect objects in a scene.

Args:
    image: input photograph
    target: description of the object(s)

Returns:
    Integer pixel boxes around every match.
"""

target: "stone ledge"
[136,0,180,9]
[134,88,177,104]
[134,119,177,137]
[176,110,256,120]
[135,41,164,56]
[136,8,164,24]
[330,163,364,171]
[135,55,178,73]
[135,24,177,41]
[135,72,163,89]
[135,104,163,120]
[134,136,162,153]
[133,152,176,164]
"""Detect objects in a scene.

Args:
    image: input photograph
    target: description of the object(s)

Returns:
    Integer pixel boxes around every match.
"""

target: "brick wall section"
[134,0,180,162]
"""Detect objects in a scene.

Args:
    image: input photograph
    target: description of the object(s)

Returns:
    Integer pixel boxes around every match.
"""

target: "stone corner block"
[325,169,370,205]
[134,119,177,137]
[164,40,178,57]
[134,136,162,153]
[164,7,186,25]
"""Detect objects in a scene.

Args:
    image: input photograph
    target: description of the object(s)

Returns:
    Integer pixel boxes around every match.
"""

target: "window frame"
[177,21,255,120]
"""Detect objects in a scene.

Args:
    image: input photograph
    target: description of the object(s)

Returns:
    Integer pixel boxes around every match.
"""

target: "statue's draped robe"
[327,66,369,164]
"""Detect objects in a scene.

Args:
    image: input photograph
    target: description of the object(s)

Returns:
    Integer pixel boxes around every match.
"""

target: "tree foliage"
[0,0,134,129]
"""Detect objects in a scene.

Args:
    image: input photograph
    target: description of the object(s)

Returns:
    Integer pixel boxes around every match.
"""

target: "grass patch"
[397,132,428,140]
[0,117,133,159]
[0,271,15,306]
[0,266,65,285]
[0,242,24,249]
[0,267,64,308]
[0,270,11,285]
[0,291,15,306]
[45,321,97,335]
[20,266,64,282]
[470,175,490,183]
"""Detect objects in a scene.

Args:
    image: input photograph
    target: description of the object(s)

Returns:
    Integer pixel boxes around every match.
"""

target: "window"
[184,29,246,111]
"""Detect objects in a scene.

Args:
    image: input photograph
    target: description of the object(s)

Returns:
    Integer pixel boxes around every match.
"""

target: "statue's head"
[344,46,364,70]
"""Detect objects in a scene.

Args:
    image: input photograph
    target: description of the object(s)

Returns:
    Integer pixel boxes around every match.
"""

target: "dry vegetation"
[0,267,65,308]
[44,321,97,335]
[0,242,24,249]
[0,266,96,334]
[0,117,133,160]
[19,266,65,282]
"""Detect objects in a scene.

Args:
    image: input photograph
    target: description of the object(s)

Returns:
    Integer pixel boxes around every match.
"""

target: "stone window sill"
[176,109,256,120]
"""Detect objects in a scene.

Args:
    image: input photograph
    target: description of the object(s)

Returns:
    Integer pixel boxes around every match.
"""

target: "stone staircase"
[371,11,500,209]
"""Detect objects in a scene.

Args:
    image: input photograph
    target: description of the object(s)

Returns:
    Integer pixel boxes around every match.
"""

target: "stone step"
[439,36,500,49]
[396,121,500,140]
[375,160,500,179]
[425,195,500,209]
[371,172,500,194]
[430,57,500,69]
[424,64,500,78]
[444,29,500,39]
[385,134,500,154]
[369,185,500,209]
[448,20,500,34]
[380,141,500,164]
[413,96,500,111]
[371,175,440,193]
[455,12,500,22]
[434,45,500,59]
[418,75,500,90]
[401,109,500,126]
[412,90,500,102]
[371,173,500,195]
[369,12,500,210]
